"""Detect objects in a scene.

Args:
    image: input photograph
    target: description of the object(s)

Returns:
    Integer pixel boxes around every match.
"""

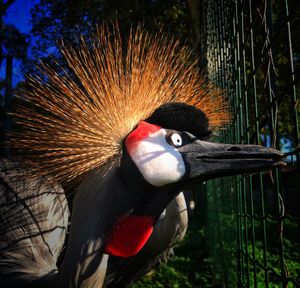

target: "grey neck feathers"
[58,163,126,287]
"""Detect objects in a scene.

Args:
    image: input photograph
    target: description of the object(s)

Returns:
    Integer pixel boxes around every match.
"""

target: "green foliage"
[246,217,300,288]
[131,212,300,287]
[132,221,216,288]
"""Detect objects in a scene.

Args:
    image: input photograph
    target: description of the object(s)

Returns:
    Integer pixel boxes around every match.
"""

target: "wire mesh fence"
[199,0,300,287]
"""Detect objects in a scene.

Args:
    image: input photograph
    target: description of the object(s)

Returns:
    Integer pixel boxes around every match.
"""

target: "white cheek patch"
[128,129,186,187]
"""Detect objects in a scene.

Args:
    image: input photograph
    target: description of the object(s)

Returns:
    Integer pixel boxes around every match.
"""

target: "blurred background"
[0,0,299,287]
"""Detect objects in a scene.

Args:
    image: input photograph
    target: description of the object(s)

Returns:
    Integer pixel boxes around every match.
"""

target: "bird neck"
[57,157,181,286]
[58,164,123,287]
[119,149,181,216]
[100,151,182,258]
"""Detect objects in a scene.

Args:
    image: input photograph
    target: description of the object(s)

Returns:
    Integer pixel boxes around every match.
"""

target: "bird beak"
[180,140,286,182]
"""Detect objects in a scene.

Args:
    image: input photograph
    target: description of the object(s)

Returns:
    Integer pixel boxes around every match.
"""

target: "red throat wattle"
[104,215,155,257]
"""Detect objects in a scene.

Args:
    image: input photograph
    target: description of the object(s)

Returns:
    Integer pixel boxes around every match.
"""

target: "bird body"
[0,24,284,287]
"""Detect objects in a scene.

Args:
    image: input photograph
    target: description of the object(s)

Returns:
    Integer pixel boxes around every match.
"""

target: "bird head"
[124,102,283,188]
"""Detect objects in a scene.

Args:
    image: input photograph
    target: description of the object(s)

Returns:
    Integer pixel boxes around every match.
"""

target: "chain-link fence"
[198,0,300,287]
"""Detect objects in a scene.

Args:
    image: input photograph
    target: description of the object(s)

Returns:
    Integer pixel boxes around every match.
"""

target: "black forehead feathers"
[146,102,209,139]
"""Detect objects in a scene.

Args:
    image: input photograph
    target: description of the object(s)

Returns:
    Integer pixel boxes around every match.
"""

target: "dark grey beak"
[179,140,285,182]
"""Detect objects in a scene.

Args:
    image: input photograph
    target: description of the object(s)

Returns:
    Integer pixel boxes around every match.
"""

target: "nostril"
[227,146,241,152]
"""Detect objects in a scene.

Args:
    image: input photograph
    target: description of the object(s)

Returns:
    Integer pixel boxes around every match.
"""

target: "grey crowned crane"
[0,25,284,287]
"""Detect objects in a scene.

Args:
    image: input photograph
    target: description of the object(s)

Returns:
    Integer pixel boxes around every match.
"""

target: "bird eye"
[169,132,183,147]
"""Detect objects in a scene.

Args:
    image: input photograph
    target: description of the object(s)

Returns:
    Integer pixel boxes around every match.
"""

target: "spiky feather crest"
[10,24,230,182]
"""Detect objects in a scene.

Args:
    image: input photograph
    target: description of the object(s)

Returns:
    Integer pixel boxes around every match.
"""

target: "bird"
[0,24,284,287]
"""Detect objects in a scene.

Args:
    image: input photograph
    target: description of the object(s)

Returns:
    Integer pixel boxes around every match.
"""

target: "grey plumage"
[0,158,69,287]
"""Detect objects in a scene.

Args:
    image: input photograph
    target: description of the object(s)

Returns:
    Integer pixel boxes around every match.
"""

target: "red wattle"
[104,215,155,257]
